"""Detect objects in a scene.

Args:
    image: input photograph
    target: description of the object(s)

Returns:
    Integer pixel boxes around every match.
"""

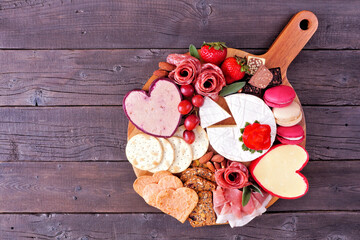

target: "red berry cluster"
[178,85,204,144]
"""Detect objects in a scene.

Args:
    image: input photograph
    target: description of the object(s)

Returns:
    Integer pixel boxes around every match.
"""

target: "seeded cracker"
[184,175,216,192]
[180,167,216,183]
[188,191,216,227]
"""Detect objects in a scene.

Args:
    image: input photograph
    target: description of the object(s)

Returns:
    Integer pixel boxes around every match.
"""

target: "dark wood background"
[0,0,359,239]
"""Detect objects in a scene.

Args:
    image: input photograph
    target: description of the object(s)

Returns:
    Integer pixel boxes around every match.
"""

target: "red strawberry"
[221,56,248,84]
[200,42,227,66]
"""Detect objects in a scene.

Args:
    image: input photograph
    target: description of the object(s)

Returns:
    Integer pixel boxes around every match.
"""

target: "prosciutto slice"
[213,186,272,227]
[215,162,249,189]
[166,54,201,85]
[194,63,226,101]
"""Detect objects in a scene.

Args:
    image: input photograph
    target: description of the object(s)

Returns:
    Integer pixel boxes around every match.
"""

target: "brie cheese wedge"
[199,97,231,128]
[207,94,276,162]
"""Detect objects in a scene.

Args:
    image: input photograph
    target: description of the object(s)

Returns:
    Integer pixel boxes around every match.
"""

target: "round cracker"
[167,137,193,173]
[149,138,175,173]
[158,175,183,189]
[174,125,209,160]
[133,176,157,197]
[126,134,163,170]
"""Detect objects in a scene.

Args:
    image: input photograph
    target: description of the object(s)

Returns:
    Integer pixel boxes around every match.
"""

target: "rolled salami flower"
[215,161,249,189]
[167,54,201,85]
[194,63,226,101]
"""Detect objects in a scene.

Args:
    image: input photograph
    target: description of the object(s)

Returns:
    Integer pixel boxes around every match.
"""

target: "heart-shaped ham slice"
[123,78,182,138]
[249,144,309,199]
[156,187,198,223]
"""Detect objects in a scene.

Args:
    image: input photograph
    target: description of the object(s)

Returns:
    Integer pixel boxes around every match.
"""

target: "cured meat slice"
[194,63,226,101]
[133,176,157,197]
[213,186,272,227]
[167,54,201,85]
[152,170,172,182]
[215,162,249,189]
[158,175,183,190]
[156,187,199,223]
[142,183,163,207]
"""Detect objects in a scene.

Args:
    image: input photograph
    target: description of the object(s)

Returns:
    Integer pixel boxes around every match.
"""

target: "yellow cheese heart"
[249,144,309,199]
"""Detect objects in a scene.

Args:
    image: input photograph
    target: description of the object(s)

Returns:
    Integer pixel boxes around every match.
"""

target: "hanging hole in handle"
[300,19,309,30]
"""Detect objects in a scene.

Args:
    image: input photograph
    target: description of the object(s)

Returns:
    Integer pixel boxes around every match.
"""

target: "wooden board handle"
[262,10,318,76]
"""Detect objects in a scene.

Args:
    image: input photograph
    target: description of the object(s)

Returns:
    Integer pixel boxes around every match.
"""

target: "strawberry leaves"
[189,44,200,60]
[202,41,227,51]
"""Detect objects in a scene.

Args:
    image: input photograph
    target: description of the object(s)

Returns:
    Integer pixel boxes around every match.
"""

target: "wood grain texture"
[0,0,358,50]
[0,49,358,106]
[0,161,357,213]
[0,106,358,161]
[0,107,125,161]
[304,106,360,160]
[0,212,359,239]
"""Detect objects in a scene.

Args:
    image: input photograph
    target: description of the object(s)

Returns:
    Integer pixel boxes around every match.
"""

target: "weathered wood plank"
[0,0,358,49]
[0,50,358,106]
[0,107,125,161]
[0,106,358,161]
[0,212,358,239]
[0,161,358,212]
[304,106,360,161]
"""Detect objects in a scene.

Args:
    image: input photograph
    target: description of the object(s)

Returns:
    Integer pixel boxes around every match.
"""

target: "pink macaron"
[276,124,305,144]
[264,85,296,108]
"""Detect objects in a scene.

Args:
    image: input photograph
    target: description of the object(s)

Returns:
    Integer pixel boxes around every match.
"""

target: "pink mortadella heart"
[123,78,182,138]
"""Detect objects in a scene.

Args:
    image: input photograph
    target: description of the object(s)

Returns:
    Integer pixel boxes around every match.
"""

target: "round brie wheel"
[207,94,276,162]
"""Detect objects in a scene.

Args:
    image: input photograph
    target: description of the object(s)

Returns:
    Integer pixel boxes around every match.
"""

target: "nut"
[211,154,224,163]
[206,162,215,172]
[221,159,227,169]
[153,69,168,78]
[159,62,176,71]
[199,152,214,164]
[213,162,221,170]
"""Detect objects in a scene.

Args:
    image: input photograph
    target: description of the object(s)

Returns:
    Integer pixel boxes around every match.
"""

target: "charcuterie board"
[126,10,318,225]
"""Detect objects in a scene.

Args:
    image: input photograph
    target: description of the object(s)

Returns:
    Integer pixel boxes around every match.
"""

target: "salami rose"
[194,63,226,101]
[166,54,201,85]
[215,162,249,189]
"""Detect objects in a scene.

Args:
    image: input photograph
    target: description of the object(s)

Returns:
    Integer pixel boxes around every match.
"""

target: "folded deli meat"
[213,187,272,227]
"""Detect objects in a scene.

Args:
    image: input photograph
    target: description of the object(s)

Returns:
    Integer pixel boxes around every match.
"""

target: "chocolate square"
[268,67,282,87]
[248,65,273,89]
[242,83,264,98]
[247,56,265,75]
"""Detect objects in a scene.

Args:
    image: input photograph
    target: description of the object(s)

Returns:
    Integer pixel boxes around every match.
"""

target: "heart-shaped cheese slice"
[249,144,309,199]
[123,78,181,137]
[156,187,198,223]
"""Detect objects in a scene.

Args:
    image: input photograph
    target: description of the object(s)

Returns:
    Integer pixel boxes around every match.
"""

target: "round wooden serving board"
[127,10,318,209]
